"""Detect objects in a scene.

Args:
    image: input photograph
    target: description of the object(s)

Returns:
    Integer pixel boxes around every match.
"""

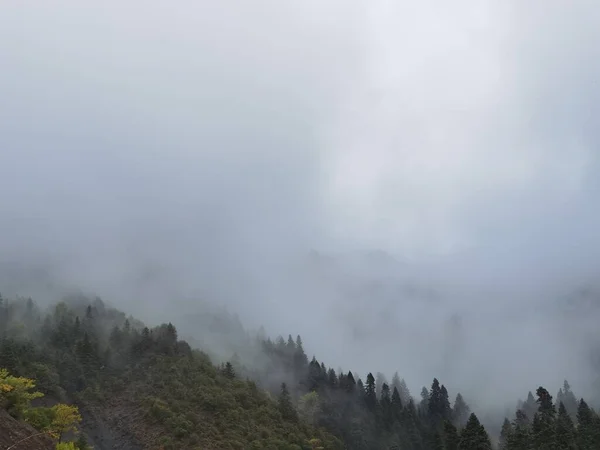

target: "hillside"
[0,409,55,450]
[2,292,600,449]
[0,294,341,450]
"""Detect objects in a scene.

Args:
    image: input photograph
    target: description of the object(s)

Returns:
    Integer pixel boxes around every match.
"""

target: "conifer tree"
[391,386,403,421]
[498,417,512,450]
[444,420,460,450]
[554,401,575,450]
[458,413,491,450]
[278,382,297,421]
[556,380,578,421]
[532,386,556,449]
[364,373,377,411]
[576,399,600,450]
[508,409,531,450]
[452,393,470,427]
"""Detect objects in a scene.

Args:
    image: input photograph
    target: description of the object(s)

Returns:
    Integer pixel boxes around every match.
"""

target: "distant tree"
[380,383,392,428]
[222,361,235,379]
[294,335,308,371]
[452,393,470,427]
[498,417,512,450]
[391,386,403,421]
[298,391,320,425]
[508,409,532,450]
[327,368,338,388]
[458,413,491,450]
[556,380,578,421]
[278,383,297,422]
[576,399,600,449]
[521,391,537,420]
[531,386,556,449]
[364,373,377,410]
[555,401,576,450]
[375,372,388,399]
[419,386,429,414]
[428,378,442,423]
[444,420,460,450]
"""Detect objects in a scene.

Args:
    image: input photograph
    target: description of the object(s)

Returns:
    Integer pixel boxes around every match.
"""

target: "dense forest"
[1,292,600,449]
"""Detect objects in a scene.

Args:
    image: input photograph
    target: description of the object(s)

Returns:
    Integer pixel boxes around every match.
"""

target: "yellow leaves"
[55,442,77,450]
[0,367,44,415]
[47,403,82,440]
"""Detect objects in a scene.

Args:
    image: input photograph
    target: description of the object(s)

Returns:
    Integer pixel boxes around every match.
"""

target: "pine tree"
[440,385,451,421]
[419,386,429,415]
[458,413,491,450]
[532,386,556,450]
[452,393,470,427]
[444,420,460,450]
[555,402,575,450]
[522,391,537,420]
[379,382,392,428]
[376,372,388,399]
[364,373,377,411]
[391,386,403,421]
[576,399,600,450]
[278,382,297,421]
[498,417,512,450]
[222,361,236,379]
[508,409,532,450]
[556,380,578,421]
[428,378,442,423]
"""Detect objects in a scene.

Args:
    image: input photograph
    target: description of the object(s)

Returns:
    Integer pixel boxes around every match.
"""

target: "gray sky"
[1,1,600,412]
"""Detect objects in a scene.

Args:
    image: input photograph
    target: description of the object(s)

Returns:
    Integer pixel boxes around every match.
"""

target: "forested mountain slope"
[2,292,600,449]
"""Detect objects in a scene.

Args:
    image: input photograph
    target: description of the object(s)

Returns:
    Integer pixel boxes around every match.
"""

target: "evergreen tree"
[522,391,537,420]
[440,385,451,421]
[376,372,388,399]
[556,380,578,421]
[498,417,512,450]
[391,386,403,421]
[364,373,377,411]
[531,386,556,450]
[458,413,491,450]
[452,393,470,427]
[419,386,429,415]
[576,399,600,450]
[278,382,297,421]
[554,402,575,450]
[399,378,411,405]
[508,409,532,450]
[444,420,460,450]
[222,361,236,379]
[428,378,442,423]
[380,383,392,429]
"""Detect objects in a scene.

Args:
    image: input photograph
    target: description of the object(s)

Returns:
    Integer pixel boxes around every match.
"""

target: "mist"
[1,0,600,418]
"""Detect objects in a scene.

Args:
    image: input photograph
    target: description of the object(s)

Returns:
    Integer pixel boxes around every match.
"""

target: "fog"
[1,0,600,416]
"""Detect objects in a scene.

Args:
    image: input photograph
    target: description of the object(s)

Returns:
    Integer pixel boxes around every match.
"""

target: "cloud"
[1,0,600,412]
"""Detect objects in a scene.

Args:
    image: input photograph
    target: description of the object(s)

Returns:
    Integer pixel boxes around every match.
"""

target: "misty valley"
[1,285,600,449]
[3,0,600,449]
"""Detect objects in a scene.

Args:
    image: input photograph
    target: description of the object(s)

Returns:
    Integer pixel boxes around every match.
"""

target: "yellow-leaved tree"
[0,368,43,418]
[47,403,82,443]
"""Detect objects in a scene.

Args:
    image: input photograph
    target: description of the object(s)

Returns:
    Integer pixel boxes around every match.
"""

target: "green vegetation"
[0,294,340,449]
[0,367,82,449]
[2,292,600,449]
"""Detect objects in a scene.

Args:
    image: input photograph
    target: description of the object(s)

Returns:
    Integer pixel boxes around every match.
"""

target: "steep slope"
[0,409,54,450]
[0,295,342,450]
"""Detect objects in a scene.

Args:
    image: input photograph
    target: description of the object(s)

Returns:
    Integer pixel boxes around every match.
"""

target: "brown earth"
[0,409,54,450]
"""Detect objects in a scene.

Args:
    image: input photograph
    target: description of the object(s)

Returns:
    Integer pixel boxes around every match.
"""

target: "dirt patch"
[0,409,54,450]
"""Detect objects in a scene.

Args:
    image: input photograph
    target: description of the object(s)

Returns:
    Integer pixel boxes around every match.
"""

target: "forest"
[1,292,600,450]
